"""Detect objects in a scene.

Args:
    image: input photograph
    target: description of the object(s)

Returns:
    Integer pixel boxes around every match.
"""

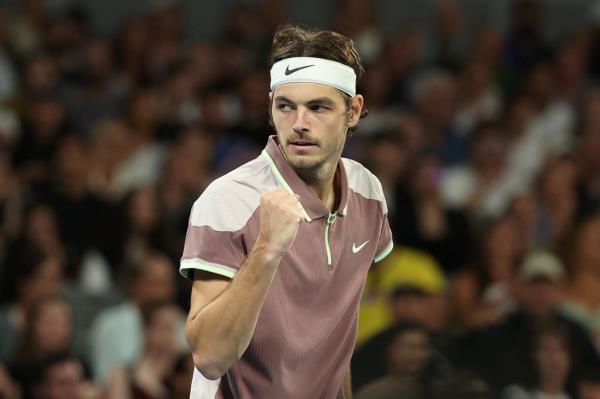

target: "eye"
[277,103,293,112]
[309,104,329,112]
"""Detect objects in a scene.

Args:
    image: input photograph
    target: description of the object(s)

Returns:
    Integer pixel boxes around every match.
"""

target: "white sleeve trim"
[374,241,393,263]
[180,258,237,279]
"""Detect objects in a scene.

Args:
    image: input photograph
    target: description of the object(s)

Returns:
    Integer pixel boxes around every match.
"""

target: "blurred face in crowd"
[535,332,570,387]
[416,74,457,129]
[132,256,176,305]
[385,32,423,77]
[271,83,363,180]
[540,158,577,200]
[580,382,600,399]
[411,156,442,198]
[483,217,520,277]
[145,304,182,356]
[518,277,561,319]
[435,0,463,37]
[55,137,89,186]
[29,98,66,140]
[33,299,72,353]
[20,257,63,305]
[25,56,59,93]
[39,360,85,399]
[574,217,600,274]
[91,119,131,171]
[389,291,447,332]
[83,39,113,83]
[25,205,63,256]
[368,135,409,183]
[471,127,507,174]
[361,65,391,108]
[526,62,557,107]
[388,328,431,377]
[128,186,160,233]
[507,95,535,137]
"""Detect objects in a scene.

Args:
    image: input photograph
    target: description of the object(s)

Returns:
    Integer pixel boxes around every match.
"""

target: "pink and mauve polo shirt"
[180,135,393,399]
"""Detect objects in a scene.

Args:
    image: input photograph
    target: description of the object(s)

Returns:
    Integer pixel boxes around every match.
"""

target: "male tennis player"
[180,25,393,399]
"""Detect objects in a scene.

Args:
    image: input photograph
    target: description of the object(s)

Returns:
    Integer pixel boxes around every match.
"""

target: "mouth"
[288,140,318,147]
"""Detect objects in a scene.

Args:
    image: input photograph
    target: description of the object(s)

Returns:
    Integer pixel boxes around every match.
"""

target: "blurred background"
[1,0,600,398]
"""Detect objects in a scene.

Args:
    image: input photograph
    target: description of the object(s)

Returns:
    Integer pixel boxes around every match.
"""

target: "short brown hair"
[269,25,368,129]
[270,25,365,82]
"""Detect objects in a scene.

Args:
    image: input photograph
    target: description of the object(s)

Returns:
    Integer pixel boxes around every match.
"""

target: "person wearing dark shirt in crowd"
[503,325,576,399]
[455,250,600,394]
[578,366,600,399]
[393,154,472,274]
[355,322,442,399]
[353,283,453,392]
[31,352,100,399]
[0,245,63,362]
[8,297,74,399]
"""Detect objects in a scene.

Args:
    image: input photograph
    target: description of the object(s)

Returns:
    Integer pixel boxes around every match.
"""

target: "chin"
[290,158,320,171]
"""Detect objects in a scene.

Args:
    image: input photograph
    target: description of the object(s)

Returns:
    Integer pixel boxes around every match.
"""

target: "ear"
[347,94,364,128]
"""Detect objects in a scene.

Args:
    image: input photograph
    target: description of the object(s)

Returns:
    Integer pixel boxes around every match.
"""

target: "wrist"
[252,238,285,264]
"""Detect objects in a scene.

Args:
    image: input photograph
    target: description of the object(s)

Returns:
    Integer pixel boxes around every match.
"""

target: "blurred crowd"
[1,0,600,398]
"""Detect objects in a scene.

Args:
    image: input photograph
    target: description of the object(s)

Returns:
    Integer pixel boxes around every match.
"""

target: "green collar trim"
[262,150,312,222]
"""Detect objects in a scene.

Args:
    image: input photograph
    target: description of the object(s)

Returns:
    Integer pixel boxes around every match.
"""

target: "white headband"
[270,57,357,96]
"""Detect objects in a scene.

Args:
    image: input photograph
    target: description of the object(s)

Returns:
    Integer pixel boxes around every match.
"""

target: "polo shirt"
[180,135,393,399]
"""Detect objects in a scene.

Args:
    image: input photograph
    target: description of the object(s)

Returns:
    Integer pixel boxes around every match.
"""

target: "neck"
[298,168,337,210]
[540,379,564,395]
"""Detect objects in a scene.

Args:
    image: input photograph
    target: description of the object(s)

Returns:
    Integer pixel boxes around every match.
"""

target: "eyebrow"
[274,96,337,107]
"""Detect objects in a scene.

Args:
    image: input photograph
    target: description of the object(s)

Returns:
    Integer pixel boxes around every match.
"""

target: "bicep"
[189,271,232,317]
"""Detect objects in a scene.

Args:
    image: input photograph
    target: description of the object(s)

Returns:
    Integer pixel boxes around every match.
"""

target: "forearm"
[185,242,282,379]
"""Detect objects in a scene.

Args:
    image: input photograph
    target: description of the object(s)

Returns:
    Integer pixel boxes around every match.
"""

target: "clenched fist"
[256,189,304,257]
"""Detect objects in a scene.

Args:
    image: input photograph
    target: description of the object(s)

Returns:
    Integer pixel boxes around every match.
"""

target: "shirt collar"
[262,135,348,221]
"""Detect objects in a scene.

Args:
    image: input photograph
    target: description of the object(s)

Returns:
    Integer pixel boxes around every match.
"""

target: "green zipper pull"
[324,213,337,266]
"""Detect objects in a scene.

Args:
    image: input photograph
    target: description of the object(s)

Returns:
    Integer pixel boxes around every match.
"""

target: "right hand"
[256,189,304,257]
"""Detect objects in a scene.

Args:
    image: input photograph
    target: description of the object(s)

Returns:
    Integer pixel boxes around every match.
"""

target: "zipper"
[324,212,337,268]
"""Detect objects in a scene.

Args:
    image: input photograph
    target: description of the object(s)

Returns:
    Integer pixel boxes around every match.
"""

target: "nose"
[292,107,309,134]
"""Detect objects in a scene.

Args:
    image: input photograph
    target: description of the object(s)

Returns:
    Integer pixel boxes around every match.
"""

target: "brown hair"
[269,25,368,130]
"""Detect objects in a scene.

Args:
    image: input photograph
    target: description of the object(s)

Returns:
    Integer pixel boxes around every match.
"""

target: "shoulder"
[342,158,387,213]
[190,155,274,231]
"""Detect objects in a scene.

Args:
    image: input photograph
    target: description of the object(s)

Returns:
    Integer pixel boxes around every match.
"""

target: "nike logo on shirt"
[285,65,315,75]
[352,240,369,253]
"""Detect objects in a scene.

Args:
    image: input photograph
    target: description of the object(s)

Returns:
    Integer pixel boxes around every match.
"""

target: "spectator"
[355,322,442,399]
[393,154,472,273]
[503,325,576,399]
[441,121,515,219]
[164,353,193,399]
[561,215,600,348]
[0,245,63,362]
[354,248,451,390]
[451,214,522,328]
[412,69,466,166]
[88,251,185,385]
[455,250,600,393]
[31,352,100,399]
[107,301,186,399]
[8,297,74,398]
[578,366,600,399]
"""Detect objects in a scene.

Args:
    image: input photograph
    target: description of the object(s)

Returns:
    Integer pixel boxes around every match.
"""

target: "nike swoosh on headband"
[285,64,315,75]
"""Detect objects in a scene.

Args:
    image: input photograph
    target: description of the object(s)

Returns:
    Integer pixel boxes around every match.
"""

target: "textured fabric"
[181,135,393,399]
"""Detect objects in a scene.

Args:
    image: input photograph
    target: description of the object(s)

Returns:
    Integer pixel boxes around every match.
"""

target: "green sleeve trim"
[374,241,393,263]
[261,150,312,222]
[179,258,237,279]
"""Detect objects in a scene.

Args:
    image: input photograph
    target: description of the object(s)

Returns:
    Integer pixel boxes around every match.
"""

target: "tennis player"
[180,25,393,399]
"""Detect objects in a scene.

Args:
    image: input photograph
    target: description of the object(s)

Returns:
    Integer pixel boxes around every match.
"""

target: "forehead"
[272,82,345,104]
